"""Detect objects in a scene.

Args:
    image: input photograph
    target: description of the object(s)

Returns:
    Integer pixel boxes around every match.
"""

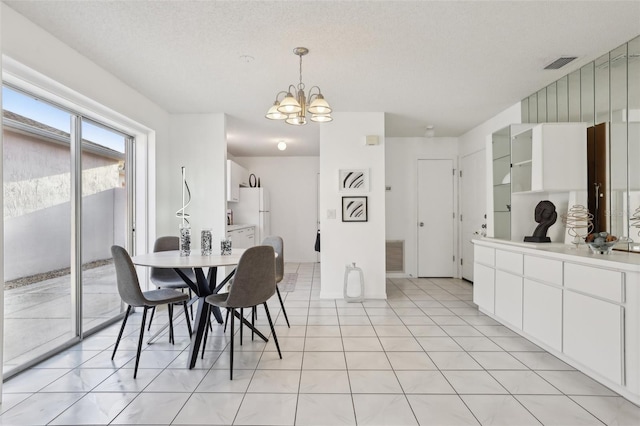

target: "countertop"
[473,237,640,271]
[227,224,256,231]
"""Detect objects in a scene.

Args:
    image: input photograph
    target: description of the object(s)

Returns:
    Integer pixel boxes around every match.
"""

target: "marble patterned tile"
[407,394,480,425]
[571,395,640,426]
[396,370,456,394]
[234,393,297,425]
[536,370,617,396]
[172,392,243,425]
[517,395,604,425]
[443,370,508,394]
[386,352,437,370]
[348,370,403,393]
[299,370,351,393]
[461,395,542,426]
[295,393,356,425]
[0,393,84,425]
[247,369,301,393]
[111,392,190,424]
[49,392,138,425]
[352,394,418,426]
[344,352,392,370]
[489,371,562,395]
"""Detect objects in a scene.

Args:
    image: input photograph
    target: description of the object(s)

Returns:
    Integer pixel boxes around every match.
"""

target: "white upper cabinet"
[511,123,587,193]
[226,160,250,202]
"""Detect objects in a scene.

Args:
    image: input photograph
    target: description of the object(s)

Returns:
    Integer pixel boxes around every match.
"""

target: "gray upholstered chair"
[147,236,196,332]
[205,245,282,379]
[111,245,192,378]
[261,236,289,327]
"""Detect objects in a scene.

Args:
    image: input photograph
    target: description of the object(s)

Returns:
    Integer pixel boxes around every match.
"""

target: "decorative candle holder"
[220,238,232,256]
[179,224,191,256]
[561,205,593,249]
[201,229,212,256]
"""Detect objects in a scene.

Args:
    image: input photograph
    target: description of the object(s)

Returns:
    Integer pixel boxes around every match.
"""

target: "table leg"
[187,297,209,369]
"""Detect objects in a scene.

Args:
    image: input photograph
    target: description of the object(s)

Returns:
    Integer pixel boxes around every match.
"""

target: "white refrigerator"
[234,187,271,244]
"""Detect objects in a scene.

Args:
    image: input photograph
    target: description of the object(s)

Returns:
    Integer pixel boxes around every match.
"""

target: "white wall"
[162,114,227,245]
[319,113,386,299]
[386,137,459,277]
[234,156,320,262]
[0,3,5,397]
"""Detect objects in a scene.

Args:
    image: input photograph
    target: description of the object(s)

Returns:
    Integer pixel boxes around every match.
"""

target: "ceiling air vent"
[544,56,578,70]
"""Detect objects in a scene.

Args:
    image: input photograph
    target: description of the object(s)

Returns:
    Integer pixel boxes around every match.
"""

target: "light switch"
[327,209,336,219]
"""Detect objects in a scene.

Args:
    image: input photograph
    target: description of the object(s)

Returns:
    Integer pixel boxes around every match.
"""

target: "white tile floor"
[1,262,639,425]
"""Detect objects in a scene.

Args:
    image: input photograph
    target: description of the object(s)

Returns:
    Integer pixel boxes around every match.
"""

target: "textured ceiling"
[4,1,640,156]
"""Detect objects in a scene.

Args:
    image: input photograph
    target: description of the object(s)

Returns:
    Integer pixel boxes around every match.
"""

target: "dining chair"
[111,245,192,378]
[261,236,290,328]
[205,245,282,379]
[147,236,196,335]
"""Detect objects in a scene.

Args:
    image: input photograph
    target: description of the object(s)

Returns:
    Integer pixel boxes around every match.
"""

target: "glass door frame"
[2,83,135,377]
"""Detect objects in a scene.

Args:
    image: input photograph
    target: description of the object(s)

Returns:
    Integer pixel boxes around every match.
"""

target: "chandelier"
[265,47,332,125]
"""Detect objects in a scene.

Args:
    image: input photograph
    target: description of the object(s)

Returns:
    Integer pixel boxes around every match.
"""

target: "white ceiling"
[5,1,640,157]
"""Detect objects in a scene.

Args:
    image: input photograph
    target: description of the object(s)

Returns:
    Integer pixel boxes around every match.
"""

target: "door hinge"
[452,212,455,219]
[460,214,463,221]
[452,169,455,176]
[453,255,455,262]
[459,170,462,177]
[460,258,463,266]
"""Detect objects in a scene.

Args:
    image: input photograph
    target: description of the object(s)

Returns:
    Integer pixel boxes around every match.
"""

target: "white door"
[418,159,454,277]
[460,150,486,281]
[460,150,487,281]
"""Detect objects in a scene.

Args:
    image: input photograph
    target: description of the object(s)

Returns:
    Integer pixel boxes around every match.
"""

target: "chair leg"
[263,302,282,359]
[183,301,192,337]
[224,308,230,332]
[240,308,244,345]
[251,306,255,341]
[168,304,175,344]
[134,307,149,378]
[147,306,156,331]
[229,307,235,380]
[112,305,132,360]
[276,286,290,328]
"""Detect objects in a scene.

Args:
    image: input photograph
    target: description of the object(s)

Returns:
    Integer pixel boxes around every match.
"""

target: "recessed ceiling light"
[277,141,287,151]
[239,55,254,63]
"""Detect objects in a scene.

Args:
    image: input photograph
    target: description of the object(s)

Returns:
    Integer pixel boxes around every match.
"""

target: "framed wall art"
[342,196,368,222]
[339,169,369,192]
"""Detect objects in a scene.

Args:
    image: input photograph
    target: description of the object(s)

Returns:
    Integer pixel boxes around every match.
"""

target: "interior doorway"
[417,159,454,277]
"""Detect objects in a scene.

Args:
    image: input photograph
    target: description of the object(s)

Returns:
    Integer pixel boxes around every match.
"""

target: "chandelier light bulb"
[277,141,287,151]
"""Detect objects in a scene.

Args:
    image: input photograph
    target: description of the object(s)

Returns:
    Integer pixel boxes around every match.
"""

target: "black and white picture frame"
[342,196,368,222]
[339,169,369,192]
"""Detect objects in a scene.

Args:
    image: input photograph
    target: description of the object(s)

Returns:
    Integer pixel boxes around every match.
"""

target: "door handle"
[419,222,425,227]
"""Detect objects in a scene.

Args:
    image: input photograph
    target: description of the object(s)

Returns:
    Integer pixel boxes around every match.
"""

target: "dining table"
[131,248,272,369]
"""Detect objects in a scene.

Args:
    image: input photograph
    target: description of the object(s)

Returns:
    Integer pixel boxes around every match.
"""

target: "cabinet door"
[245,227,255,247]
[473,263,495,313]
[563,291,623,385]
[523,279,562,351]
[227,160,240,202]
[495,270,523,329]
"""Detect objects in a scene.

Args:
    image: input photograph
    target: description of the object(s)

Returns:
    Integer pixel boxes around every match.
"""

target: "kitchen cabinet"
[472,238,640,404]
[227,225,255,249]
[226,160,250,202]
[510,123,587,193]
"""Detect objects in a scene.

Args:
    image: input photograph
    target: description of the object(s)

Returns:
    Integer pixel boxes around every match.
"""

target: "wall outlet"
[327,209,336,219]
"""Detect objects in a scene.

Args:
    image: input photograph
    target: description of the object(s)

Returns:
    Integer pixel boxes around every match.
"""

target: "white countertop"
[474,237,640,271]
[227,224,255,231]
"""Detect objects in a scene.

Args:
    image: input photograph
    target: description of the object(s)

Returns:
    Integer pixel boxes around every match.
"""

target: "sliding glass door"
[2,85,134,376]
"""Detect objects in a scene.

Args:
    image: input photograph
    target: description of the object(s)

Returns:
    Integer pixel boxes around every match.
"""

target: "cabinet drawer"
[564,263,624,303]
[524,256,562,286]
[496,250,523,275]
[475,246,495,266]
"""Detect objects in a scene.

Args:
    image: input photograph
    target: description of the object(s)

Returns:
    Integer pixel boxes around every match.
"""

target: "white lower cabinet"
[473,263,495,313]
[473,239,639,404]
[563,291,623,385]
[495,270,523,329]
[523,278,562,351]
[227,226,256,249]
